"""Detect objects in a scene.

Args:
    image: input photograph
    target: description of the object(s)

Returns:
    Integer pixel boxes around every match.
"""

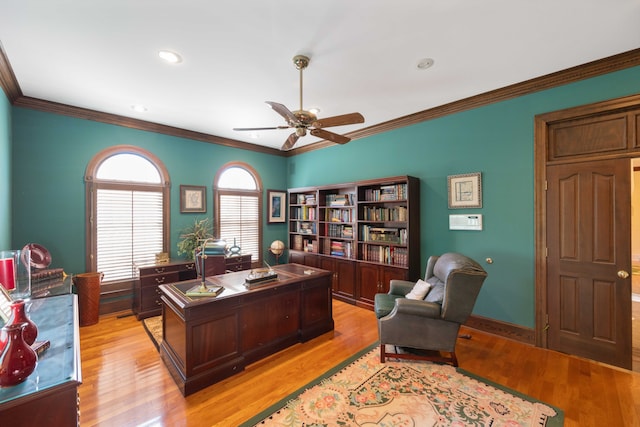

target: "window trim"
[84,145,171,278]
[213,162,263,267]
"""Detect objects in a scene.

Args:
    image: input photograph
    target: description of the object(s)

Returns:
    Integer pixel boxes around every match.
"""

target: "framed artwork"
[180,185,207,213]
[267,190,286,223]
[447,172,482,209]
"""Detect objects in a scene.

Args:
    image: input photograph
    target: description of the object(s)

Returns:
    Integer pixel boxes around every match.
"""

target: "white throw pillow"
[405,279,432,300]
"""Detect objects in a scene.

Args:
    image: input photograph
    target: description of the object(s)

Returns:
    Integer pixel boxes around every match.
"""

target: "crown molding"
[2,43,639,157]
[291,48,640,155]
[0,41,22,101]
[13,96,284,156]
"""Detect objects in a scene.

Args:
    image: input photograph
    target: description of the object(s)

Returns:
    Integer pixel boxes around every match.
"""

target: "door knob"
[617,270,629,279]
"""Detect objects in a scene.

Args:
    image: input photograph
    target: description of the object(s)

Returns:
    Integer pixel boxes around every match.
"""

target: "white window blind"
[219,193,259,263]
[96,189,163,282]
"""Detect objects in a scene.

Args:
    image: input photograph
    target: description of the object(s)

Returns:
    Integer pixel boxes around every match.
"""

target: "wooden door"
[546,158,632,369]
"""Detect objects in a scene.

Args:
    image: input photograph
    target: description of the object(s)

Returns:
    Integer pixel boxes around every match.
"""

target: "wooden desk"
[158,263,333,396]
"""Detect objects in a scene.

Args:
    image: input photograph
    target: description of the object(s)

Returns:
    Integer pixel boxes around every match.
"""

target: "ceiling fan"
[233,55,365,150]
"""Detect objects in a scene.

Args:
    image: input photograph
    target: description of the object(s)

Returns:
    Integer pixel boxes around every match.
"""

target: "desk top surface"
[159,263,331,308]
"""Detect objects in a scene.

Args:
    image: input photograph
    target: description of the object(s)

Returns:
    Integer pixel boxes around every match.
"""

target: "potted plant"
[177,217,214,260]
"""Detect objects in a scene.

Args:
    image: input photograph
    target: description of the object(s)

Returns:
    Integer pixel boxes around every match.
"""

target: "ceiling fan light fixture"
[158,50,182,64]
[234,54,364,150]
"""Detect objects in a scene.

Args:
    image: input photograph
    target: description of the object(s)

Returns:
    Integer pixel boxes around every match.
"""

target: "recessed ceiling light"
[131,104,148,113]
[417,58,434,70]
[249,132,260,139]
[158,50,182,64]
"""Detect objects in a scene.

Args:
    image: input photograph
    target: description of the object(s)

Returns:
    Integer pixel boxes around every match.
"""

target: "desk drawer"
[226,255,252,272]
[140,271,180,287]
[140,285,164,311]
[139,264,180,276]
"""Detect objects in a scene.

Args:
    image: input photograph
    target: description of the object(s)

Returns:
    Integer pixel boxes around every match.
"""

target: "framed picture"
[448,172,482,209]
[267,190,286,223]
[180,185,207,213]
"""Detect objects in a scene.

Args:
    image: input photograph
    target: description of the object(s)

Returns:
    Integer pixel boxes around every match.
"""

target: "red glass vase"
[0,299,38,351]
[0,322,38,387]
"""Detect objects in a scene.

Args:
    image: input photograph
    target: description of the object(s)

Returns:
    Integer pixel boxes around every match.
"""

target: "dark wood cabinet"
[134,260,197,320]
[356,263,408,309]
[288,176,419,310]
[319,257,356,304]
[289,251,318,267]
[224,254,252,272]
[158,263,333,396]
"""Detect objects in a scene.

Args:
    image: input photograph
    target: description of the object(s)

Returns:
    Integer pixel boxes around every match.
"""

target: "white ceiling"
[1,1,639,151]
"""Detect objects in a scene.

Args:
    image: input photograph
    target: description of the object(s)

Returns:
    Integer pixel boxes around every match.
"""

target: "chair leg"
[380,344,386,363]
[451,351,458,367]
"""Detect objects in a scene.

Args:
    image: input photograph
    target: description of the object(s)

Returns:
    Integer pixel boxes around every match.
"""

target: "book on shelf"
[325,223,354,238]
[360,225,406,243]
[326,193,354,206]
[359,243,407,267]
[361,205,407,221]
[298,222,316,234]
[326,208,353,223]
[327,240,352,258]
[295,193,317,205]
[363,183,408,201]
[303,239,317,253]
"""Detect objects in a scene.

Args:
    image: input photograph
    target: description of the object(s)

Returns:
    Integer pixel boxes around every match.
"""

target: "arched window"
[214,163,262,265]
[85,146,170,283]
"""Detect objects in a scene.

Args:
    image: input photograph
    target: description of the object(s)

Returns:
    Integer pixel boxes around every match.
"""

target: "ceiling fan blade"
[310,128,351,144]
[281,132,300,151]
[233,126,290,131]
[266,101,299,125]
[312,112,364,129]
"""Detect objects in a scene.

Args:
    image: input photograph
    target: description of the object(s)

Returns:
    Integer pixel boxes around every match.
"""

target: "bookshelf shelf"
[288,176,419,310]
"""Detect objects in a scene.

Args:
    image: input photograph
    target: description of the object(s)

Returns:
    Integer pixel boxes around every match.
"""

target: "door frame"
[534,93,640,348]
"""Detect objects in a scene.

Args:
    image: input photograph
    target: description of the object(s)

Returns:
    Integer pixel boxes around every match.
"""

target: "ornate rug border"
[240,342,564,427]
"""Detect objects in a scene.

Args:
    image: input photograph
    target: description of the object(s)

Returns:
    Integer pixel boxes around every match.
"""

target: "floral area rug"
[242,344,563,427]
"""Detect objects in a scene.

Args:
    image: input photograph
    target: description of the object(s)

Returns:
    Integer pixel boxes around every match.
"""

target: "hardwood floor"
[78,300,640,427]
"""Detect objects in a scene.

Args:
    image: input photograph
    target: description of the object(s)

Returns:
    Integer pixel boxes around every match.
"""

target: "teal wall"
[8,65,640,329]
[10,110,287,275]
[288,66,640,328]
[0,90,10,248]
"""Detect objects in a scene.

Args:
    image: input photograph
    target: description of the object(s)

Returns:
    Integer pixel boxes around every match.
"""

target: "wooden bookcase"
[288,176,419,309]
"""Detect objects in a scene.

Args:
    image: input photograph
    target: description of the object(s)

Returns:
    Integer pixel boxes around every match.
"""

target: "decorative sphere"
[270,240,285,256]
